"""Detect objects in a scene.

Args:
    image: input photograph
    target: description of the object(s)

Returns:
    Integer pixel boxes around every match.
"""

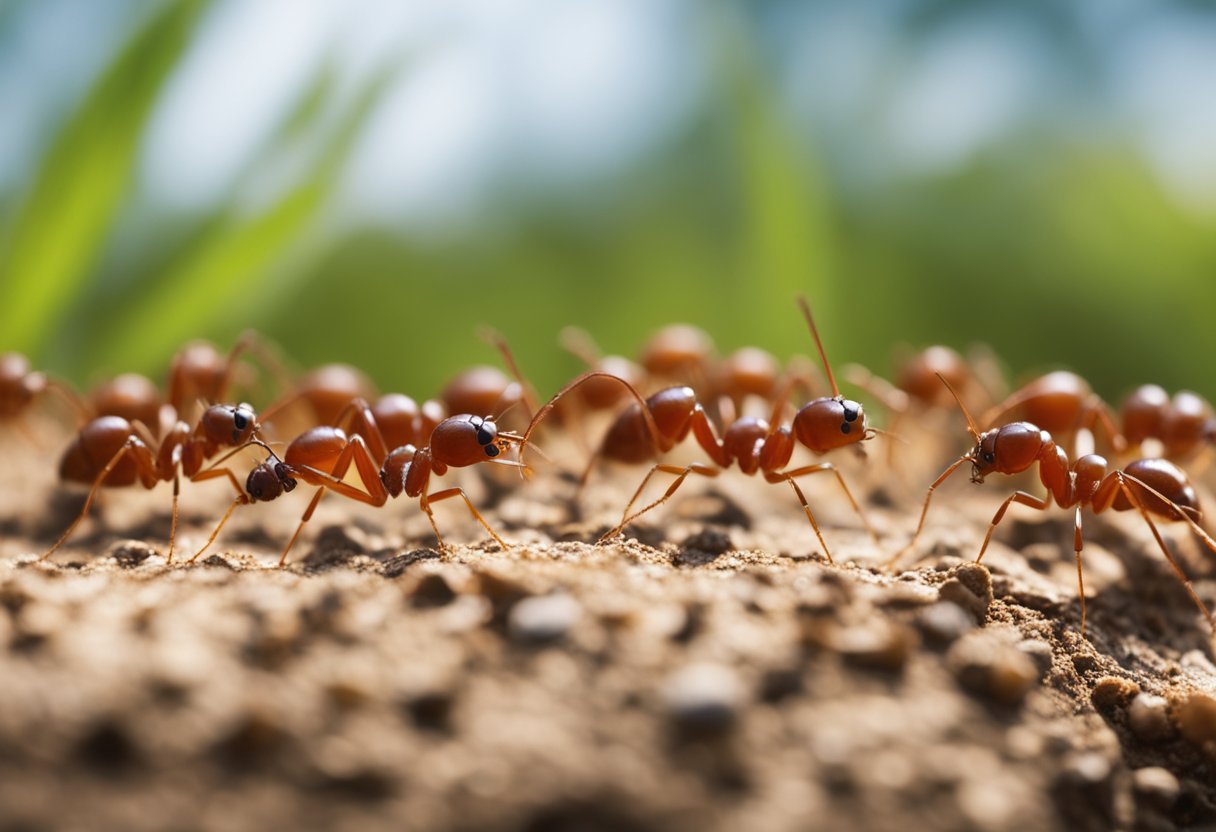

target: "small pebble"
[1175,692,1216,746]
[917,601,975,646]
[833,619,916,672]
[1127,694,1173,742]
[938,565,991,623]
[1131,766,1179,810]
[663,663,744,739]
[409,573,458,608]
[948,632,1039,706]
[507,593,582,644]
[1091,676,1140,712]
[1018,639,1054,680]
[107,539,158,566]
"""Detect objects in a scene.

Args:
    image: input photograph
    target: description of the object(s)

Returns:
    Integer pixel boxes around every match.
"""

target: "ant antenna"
[480,327,541,416]
[936,372,981,440]
[864,426,908,445]
[797,296,839,398]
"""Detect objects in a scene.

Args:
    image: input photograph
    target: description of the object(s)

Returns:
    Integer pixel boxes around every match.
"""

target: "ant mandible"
[888,375,1215,635]
[521,297,879,563]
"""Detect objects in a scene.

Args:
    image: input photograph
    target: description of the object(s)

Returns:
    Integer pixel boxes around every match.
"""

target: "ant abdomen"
[896,346,969,406]
[285,426,351,470]
[372,394,444,450]
[1114,458,1200,521]
[90,373,163,433]
[600,386,698,464]
[59,417,148,486]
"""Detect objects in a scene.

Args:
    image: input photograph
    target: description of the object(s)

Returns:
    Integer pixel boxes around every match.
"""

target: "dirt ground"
[1,438,1216,832]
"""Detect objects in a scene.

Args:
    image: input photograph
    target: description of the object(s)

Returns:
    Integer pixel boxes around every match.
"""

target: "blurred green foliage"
[1,0,1214,409]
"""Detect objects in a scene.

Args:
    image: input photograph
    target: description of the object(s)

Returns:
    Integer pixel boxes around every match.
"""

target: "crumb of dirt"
[2,470,1216,831]
[106,539,159,566]
[662,662,744,739]
[1128,693,1174,742]
[948,629,1041,706]
[1174,692,1216,745]
[507,592,582,644]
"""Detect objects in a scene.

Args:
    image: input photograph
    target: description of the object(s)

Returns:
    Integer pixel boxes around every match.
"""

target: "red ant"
[191,394,531,565]
[3,332,278,438]
[43,402,265,562]
[980,370,1125,455]
[0,353,91,428]
[889,375,1215,635]
[521,298,879,563]
[1120,384,1215,460]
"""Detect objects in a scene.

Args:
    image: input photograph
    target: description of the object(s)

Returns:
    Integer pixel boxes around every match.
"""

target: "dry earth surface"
[1,437,1216,832]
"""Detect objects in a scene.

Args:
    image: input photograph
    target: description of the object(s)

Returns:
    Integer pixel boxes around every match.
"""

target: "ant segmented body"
[43,402,263,562]
[522,298,879,562]
[890,376,1216,635]
[1120,385,1216,460]
[0,353,91,428]
[192,396,529,565]
[981,370,1125,455]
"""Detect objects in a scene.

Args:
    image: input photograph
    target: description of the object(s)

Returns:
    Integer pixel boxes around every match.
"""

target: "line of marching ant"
[4,300,1216,638]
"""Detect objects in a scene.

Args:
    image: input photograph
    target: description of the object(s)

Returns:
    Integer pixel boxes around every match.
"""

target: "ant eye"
[983,451,995,463]
[233,411,248,430]
[840,422,851,435]
[476,427,493,445]
[485,444,500,457]
[842,402,859,422]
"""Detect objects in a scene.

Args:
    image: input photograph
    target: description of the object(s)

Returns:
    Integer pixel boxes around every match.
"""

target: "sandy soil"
[1,440,1215,832]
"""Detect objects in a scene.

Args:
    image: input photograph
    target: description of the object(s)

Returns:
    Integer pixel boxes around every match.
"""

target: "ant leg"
[841,363,910,414]
[1079,399,1127,455]
[763,469,833,563]
[43,379,92,426]
[421,488,507,550]
[43,439,158,561]
[1073,506,1089,636]
[280,488,327,566]
[186,466,253,563]
[599,463,721,543]
[331,398,388,461]
[887,455,971,569]
[278,438,389,565]
[975,491,1051,564]
[769,462,878,543]
[1103,474,1213,623]
[167,472,180,563]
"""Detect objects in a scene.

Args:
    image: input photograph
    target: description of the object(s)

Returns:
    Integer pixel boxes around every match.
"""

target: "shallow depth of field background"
[1,0,1215,404]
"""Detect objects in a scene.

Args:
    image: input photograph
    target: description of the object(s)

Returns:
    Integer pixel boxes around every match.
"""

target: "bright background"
[2,0,1215,404]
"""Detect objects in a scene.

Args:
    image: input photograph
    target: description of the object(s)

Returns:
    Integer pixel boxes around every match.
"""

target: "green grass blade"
[93,63,397,372]
[0,0,206,355]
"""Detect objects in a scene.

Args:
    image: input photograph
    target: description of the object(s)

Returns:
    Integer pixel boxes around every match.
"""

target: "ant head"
[201,402,258,446]
[969,422,1042,482]
[245,460,297,502]
[431,414,516,468]
[792,396,869,454]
